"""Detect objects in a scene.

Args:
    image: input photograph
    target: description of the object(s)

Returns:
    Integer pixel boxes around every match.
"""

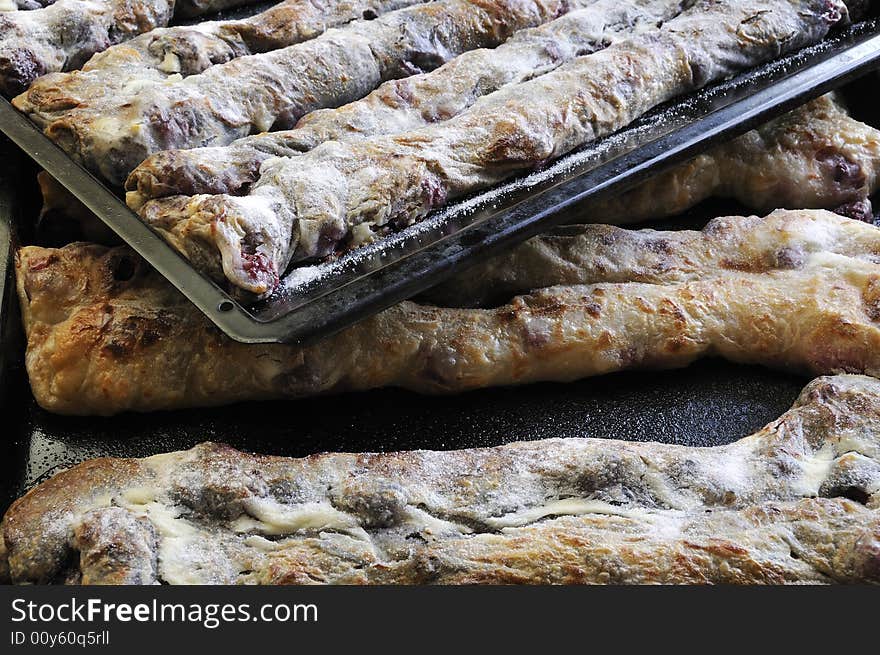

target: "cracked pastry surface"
[426,197,880,308]
[15,0,590,186]
[586,92,880,224]
[14,0,430,130]
[0,0,271,96]
[41,94,880,247]
[14,209,880,415]
[2,373,878,584]
[133,0,855,295]
[0,0,176,97]
[124,0,693,206]
[5,0,57,9]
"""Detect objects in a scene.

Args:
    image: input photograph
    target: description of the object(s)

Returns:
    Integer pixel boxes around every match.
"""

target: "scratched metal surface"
[0,63,877,514]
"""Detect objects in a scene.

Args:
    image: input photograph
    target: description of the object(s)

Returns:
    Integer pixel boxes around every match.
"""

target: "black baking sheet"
[1,73,878,518]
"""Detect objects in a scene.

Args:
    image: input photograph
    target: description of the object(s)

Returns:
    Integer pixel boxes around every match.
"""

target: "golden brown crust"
[14,209,880,415]
[586,93,880,223]
[2,373,878,584]
[425,204,880,307]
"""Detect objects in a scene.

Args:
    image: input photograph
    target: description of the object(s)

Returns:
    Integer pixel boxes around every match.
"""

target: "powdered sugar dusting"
[274,24,873,300]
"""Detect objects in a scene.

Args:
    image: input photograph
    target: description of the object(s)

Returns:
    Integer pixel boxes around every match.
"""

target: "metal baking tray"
[1,0,879,519]
[2,67,878,514]
[1,17,879,344]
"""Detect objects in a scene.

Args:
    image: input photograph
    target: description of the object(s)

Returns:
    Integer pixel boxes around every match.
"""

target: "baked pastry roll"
[0,0,175,96]
[2,373,878,583]
[133,0,857,294]
[124,0,694,205]
[15,209,880,415]
[0,0,279,96]
[12,0,430,120]
[15,0,597,184]
[38,95,880,247]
